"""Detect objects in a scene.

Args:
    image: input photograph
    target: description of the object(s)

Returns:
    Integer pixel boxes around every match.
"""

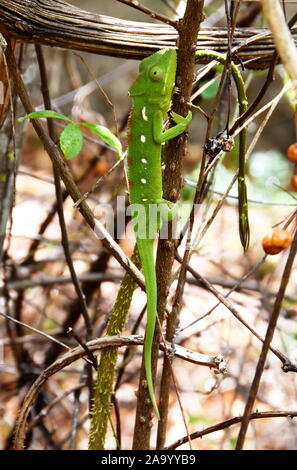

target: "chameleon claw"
[171,110,192,126]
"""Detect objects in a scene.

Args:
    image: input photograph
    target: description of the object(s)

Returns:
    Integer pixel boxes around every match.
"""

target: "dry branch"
[166,410,297,450]
[13,334,225,449]
[262,0,297,92]
[0,0,296,69]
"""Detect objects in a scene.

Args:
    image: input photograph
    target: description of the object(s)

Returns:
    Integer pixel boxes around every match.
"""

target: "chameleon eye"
[148,66,164,81]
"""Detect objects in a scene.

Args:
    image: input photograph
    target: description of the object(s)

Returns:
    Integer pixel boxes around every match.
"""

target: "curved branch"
[195,50,249,249]
[13,334,225,449]
[0,0,296,69]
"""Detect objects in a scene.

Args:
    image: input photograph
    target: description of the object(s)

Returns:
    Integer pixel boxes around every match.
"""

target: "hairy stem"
[89,247,141,450]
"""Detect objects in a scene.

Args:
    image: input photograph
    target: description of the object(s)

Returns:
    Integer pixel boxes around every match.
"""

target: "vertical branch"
[262,0,297,97]
[157,48,248,449]
[155,0,205,447]
[132,0,205,451]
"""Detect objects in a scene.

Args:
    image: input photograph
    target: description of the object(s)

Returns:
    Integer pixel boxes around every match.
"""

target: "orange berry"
[93,159,109,176]
[287,143,297,163]
[291,174,297,191]
[262,236,283,255]
[271,228,292,249]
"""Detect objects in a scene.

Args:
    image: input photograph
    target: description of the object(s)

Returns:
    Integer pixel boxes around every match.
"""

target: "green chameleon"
[127,48,249,419]
[128,49,192,418]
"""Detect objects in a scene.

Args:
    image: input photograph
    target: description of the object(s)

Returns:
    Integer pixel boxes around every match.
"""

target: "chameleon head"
[129,48,177,112]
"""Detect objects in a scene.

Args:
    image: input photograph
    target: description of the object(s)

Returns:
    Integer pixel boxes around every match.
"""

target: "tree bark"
[0,0,294,69]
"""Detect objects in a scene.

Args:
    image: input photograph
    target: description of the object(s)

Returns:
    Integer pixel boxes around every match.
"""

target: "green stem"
[196,50,249,250]
[88,246,141,450]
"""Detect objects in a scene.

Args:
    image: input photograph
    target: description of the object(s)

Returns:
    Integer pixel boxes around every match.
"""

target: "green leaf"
[79,122,123,160]
[18,110,72,123]
[60,123,83,160]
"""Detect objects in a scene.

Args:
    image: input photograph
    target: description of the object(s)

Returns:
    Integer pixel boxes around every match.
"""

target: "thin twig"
[236,222,297,449]
[2,270,293,301]
[68,328,97,370]
[0,311,70,350]
[173,256,297,372]
[73,52,119,136]
[177,253,267,333]
[73,158,124,208]
[165,410,297,450]
[27,382,86,431]
[116,0,177,27]
[208,190,297,207]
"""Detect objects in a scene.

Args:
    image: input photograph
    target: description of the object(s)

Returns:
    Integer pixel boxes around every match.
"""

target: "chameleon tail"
[136,237,160,419]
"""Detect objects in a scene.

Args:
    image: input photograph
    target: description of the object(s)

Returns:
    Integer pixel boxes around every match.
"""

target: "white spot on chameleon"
[141,158,148,164]
[141,178,147,184]
[140,135,146,143]
[141,106,148,121]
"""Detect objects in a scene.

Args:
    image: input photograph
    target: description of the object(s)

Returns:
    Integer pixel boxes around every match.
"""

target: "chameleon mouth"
[147,92,168,105]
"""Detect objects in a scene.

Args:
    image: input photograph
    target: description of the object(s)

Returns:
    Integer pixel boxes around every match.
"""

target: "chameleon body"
[127,48,248,419]
[128,49,192,418]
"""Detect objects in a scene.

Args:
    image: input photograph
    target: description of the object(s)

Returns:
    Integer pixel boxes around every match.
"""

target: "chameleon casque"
[127,49,192,418]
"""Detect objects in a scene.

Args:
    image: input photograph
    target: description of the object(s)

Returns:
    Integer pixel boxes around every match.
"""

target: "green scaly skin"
[128,49,192,418]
